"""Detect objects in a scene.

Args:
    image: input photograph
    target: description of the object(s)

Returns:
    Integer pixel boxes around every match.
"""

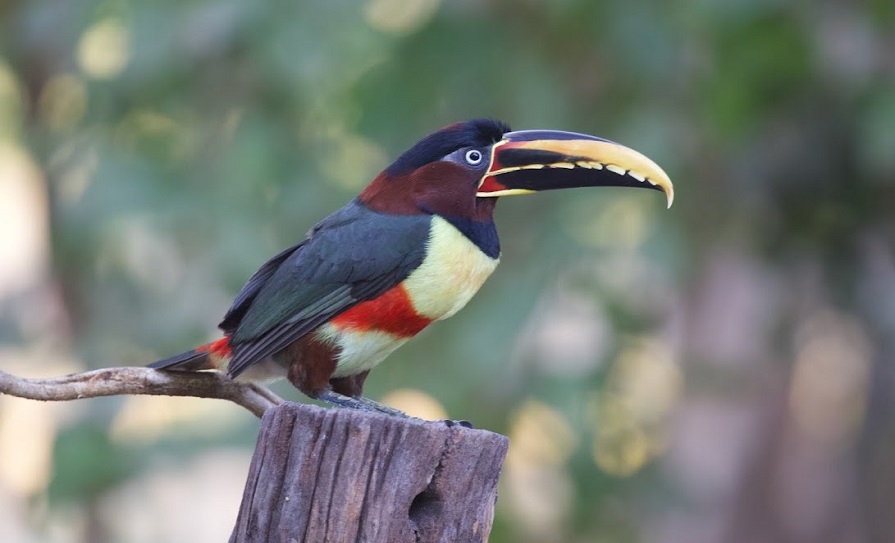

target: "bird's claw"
[442,419,474,429]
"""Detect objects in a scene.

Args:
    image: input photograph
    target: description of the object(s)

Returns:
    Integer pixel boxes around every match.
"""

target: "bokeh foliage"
[1,0,894,542]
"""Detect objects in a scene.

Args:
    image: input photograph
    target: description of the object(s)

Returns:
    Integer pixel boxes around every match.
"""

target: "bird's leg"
[316,390,410,418]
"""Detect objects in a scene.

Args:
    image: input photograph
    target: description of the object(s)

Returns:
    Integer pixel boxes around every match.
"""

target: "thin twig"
[0,367,283,418]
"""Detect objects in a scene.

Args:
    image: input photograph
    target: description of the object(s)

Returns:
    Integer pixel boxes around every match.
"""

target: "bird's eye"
[464,149,484,165]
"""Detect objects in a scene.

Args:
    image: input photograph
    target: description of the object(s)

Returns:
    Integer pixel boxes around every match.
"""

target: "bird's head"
[359,119,674,219]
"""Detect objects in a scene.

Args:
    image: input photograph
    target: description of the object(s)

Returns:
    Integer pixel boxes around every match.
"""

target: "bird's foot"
[317,390,409,418]
[316,391,473,426]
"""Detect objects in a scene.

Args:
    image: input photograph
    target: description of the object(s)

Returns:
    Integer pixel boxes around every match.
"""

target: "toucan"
[149,119,673,413]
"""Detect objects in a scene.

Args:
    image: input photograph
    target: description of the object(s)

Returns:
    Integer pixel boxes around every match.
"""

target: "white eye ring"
[465,149,484,165]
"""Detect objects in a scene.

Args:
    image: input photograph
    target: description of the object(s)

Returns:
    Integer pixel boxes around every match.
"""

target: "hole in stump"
[409,486,442,526]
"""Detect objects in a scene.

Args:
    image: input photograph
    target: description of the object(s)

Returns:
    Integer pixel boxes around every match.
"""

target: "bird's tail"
[148,337,231,372]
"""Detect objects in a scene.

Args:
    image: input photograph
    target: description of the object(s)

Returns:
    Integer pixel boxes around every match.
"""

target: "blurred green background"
[1,0,894,541]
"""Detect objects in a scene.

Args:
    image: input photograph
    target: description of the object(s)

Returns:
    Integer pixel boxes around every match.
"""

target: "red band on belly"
[331,284,432,337]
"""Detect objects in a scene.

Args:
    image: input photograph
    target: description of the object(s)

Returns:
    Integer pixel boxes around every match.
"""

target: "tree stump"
[230,402,509,543]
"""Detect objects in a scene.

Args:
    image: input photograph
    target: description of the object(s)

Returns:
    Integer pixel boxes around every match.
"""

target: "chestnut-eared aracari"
[149,119,673,413]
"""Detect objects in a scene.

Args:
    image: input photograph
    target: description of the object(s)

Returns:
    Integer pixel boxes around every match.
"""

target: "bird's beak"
[476,130,674,208]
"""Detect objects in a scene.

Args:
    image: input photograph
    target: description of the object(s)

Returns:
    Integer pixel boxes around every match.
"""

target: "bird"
[148,119,673,413]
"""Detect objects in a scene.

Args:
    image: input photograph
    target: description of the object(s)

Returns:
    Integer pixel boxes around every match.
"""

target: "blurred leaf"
[47,423,138,505]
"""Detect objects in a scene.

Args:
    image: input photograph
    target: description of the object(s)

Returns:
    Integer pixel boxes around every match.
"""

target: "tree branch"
[0,367,283,418]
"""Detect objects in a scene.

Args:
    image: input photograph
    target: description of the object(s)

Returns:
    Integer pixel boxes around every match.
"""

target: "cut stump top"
[231,402,509,543]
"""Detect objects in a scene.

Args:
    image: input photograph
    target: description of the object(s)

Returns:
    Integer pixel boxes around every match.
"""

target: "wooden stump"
[230,402,509,543]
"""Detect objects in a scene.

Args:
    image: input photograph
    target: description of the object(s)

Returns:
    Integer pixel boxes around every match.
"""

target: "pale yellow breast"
[402,216,500,321]
[317,326,410,378]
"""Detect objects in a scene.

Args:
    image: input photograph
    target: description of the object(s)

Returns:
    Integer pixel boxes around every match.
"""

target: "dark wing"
[219,243,304,335]
[222,201,431,378]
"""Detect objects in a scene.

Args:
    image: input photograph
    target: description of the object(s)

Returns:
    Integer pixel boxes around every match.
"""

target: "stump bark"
[230,402,509,543]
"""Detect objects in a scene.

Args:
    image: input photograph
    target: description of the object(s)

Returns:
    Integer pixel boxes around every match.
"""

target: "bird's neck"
[358,170,500,257]
[439,211,500,259]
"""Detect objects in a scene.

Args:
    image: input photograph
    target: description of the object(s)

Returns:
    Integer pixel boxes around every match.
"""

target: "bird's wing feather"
[223,202,431,377]
[219,243,304,335]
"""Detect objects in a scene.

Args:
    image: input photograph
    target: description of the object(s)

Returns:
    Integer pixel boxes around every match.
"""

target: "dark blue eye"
[464,149,484,165]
